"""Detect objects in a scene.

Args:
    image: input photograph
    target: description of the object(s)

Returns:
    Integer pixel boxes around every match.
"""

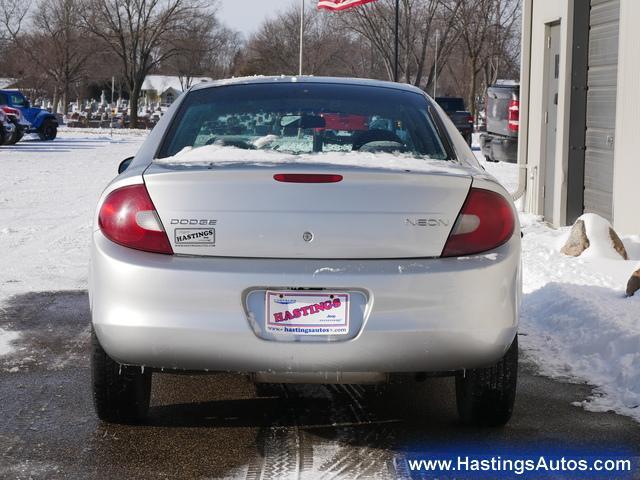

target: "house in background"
[141,75,212,106]
[0,78,17,89]
[518,0,640,234]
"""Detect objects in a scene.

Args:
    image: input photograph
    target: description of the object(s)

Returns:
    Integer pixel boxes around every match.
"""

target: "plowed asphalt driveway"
[0,291,639,479]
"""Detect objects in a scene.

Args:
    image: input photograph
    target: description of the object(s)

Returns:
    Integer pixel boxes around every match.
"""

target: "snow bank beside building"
[516,213,640,421]
[479,160,640,422]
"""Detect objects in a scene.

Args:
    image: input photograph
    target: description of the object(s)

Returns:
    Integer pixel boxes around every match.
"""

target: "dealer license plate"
[265,291,350,336]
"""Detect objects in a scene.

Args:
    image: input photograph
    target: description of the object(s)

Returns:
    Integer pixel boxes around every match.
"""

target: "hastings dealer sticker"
[265,291,350,336]
[174,228,216,247]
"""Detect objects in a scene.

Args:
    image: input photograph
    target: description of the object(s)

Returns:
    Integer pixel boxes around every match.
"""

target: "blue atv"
[0,90,58,141]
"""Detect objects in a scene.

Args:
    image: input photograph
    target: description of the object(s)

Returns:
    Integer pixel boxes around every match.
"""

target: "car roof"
[189,76,427,96]
[488,84,520,89]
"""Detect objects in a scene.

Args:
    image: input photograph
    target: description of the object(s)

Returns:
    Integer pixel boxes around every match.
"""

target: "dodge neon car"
[90,77,521,426]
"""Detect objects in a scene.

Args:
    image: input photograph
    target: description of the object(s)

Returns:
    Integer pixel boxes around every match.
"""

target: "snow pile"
[522,282,640,417]
[157,143,470,176]
[566,213,626,260]
[0,328,20,356]
[518,213,640,421]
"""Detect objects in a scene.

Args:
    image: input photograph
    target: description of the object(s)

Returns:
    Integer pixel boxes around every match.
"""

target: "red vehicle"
[320,113,368,131]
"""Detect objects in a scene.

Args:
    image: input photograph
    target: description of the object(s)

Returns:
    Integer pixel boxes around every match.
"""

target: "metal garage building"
[518,0,640,234]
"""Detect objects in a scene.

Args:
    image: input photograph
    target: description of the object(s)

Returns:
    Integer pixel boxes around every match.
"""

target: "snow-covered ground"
[0,130,145,354]
[1,131,639,422]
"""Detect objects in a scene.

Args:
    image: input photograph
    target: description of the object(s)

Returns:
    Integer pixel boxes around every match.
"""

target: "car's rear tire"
[38,120,57,141]
[91,330,152,424]
[455,336,518,427]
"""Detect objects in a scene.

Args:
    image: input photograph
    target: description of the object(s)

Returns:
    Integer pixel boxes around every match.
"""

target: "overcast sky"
[219,0,298,36]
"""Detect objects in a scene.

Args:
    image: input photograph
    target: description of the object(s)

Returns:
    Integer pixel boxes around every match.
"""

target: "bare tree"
[449,0,521,116]
[238,5,372,78]
[32,0,94,112]
[80,0,210,127]
[340,0,462,88]
[0,0,30,47]
[1,0,521,114]
[482,0,521,87]
[452,0,494,115]
[0,0,92,113]
[164,14,241,87]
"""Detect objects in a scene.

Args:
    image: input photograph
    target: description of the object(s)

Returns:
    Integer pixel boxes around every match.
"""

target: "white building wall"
[519,0,574,226]
[611,0,640,235]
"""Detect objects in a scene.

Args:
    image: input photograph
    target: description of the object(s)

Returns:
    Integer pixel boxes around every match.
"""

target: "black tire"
[38,120,57,141]
[15,131,24,143]
[91,330,152,424]
[456,336,518,427]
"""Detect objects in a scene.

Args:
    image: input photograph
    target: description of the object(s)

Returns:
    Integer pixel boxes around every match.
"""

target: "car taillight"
[441,188,515,257]
[508,99,520,132]
[1,106,19,116]
[467,114,474,125]
[98,184,173,254]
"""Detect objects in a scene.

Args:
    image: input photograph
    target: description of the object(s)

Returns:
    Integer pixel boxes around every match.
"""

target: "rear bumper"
[90,231,521,374]
[480,133,518,163]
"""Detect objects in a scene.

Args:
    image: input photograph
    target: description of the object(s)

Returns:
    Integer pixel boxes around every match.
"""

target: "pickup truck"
[435,97,474,146]
[0,90,58,141]
[479,83,519,163]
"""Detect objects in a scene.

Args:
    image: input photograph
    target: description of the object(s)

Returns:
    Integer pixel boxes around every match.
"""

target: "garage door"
[584,0,620,221]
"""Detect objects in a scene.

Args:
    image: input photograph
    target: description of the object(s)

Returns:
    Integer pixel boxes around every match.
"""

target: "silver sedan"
[89,77,521,426]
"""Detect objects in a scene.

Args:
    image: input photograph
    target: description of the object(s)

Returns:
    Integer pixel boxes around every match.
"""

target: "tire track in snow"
[246,385,305,480]
[246,383,404,479]
[315,384,400,479]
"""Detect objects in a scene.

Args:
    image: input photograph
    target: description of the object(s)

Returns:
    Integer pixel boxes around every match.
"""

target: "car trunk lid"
[143,163,472,259]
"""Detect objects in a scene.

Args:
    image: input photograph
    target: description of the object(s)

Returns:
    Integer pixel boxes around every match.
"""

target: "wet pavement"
[0,291,639,479]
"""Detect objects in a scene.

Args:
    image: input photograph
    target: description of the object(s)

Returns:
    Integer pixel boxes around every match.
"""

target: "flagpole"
[394,0,399,82]
[299,0,305,76]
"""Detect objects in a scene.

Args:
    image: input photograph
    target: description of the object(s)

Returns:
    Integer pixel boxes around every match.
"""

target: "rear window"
[436,98,466,112]
[157,83,451,160]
